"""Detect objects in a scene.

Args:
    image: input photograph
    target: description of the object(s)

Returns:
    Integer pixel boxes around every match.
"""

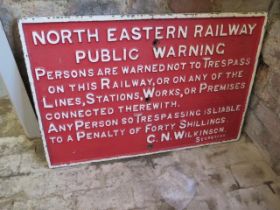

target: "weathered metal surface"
[18,13,266,168]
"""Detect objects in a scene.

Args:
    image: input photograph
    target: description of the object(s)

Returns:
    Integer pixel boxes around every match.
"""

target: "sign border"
[18,13,267,168]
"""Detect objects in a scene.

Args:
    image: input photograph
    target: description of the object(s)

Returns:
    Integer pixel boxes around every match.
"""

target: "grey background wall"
[0,0,280,173]
[0,76,7,97]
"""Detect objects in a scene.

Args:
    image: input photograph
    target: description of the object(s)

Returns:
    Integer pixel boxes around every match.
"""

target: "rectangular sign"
[19,13,266,168]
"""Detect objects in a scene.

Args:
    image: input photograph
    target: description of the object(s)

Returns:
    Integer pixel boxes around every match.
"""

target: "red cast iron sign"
[19,13,266,168]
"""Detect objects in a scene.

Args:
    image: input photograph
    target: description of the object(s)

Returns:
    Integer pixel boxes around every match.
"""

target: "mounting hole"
[145,96,151,103]
[147,143,153,150]
[153,39,159,47]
